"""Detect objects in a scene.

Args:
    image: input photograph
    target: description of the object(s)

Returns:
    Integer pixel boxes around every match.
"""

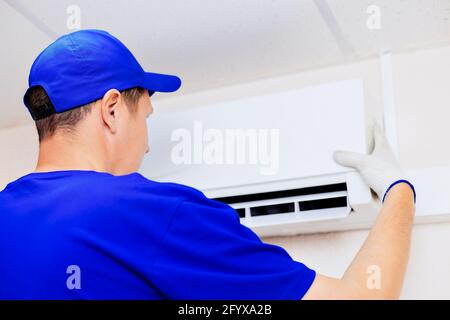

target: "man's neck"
[35,135,111,173]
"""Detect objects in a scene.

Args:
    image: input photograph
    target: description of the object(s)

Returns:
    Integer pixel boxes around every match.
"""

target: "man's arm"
[303,125,416,300]
[304,183,414,299]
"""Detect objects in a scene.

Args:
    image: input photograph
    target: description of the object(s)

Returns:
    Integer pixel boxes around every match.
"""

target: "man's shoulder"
[60,172,212,238]
[130,173,207,201]
[90,172,209,207]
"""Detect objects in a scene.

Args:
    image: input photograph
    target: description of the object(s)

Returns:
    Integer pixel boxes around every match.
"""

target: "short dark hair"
[26,86,146,142]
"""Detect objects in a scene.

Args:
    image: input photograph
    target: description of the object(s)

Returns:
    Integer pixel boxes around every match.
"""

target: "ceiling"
[1,0,450,128]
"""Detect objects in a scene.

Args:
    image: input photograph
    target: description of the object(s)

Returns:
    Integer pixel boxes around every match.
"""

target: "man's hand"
[334,124,406,201]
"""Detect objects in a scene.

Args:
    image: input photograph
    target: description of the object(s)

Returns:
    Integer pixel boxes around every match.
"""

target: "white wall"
[0,124,38,184]
[2,45,450,299]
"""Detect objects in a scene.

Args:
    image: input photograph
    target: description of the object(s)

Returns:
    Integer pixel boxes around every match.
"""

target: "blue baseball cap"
[24,29,182,120]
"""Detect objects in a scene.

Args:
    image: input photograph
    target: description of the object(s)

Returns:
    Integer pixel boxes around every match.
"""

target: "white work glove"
[333,124,410,202]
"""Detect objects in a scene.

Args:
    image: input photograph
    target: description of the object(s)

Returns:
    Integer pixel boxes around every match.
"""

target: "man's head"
[23,29,181,175]
[26,85,152,174]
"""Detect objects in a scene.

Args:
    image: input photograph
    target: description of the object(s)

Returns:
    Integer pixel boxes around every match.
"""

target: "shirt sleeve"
[151,197,316,300]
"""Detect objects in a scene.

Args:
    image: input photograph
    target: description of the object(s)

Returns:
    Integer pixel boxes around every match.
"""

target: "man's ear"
[100,89,121,133]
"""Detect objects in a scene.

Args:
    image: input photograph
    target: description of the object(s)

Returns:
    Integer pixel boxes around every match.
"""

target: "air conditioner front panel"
[142,79,367,192]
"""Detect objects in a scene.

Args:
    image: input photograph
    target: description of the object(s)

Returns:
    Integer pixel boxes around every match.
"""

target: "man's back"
[0,170,188,299]
[0,170,315,299]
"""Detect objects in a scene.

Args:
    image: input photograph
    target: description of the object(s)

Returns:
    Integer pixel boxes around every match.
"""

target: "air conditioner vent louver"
[299,196,347,212]
[213,183,347,205]
[212,183,350,220]
[235,208,246,218]
[250,202,295,217]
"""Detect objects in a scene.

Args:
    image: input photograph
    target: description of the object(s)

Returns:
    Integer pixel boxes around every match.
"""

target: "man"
[0,29,415,299]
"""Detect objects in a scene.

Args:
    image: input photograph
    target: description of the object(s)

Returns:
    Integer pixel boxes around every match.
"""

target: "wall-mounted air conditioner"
[141,79,378,236]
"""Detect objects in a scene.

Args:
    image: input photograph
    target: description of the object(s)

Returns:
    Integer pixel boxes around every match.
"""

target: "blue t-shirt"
[0,170,315,299]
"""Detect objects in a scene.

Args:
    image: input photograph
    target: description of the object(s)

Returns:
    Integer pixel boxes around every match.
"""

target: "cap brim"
[142,72,181,95]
